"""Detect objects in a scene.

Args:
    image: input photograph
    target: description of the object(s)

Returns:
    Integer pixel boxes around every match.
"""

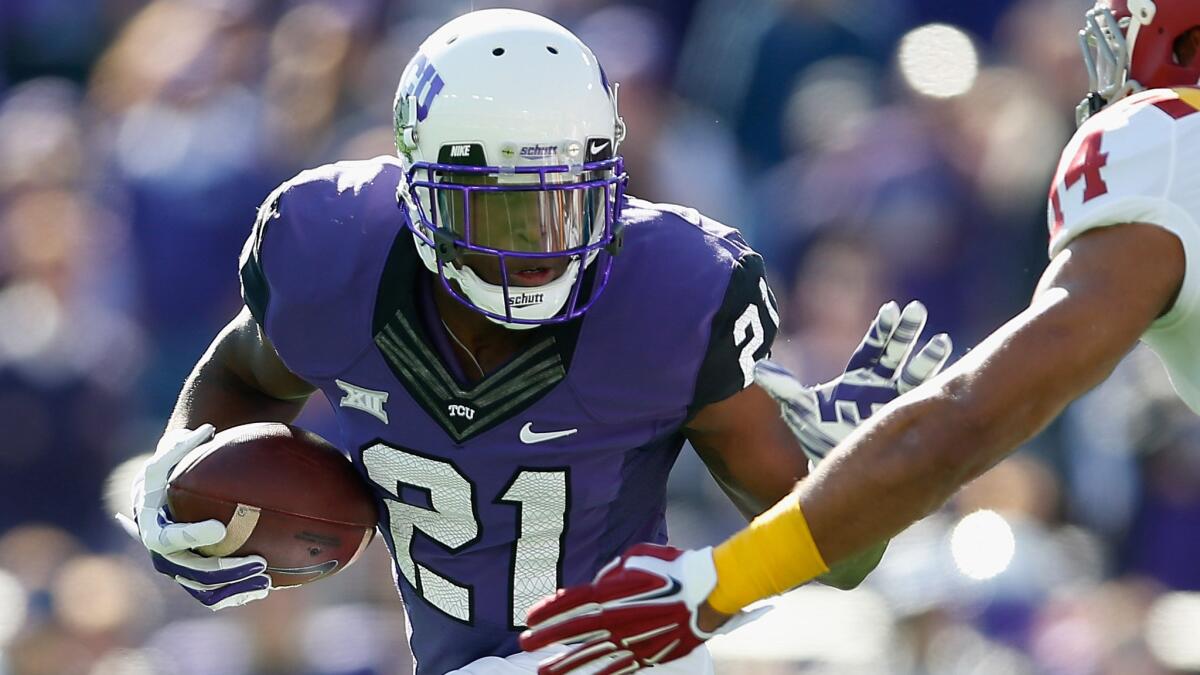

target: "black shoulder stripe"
[687,253,779,417]
[239,193,281,326]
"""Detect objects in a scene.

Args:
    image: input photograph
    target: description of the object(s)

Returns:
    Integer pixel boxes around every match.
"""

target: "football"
[166,422,378,588]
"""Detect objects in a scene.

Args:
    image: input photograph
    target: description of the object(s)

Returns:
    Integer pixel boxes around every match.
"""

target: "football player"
[124,9,952,675]
[518,1,1200,672]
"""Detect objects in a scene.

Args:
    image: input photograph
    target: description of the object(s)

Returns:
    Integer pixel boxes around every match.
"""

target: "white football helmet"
[394,9,628,329]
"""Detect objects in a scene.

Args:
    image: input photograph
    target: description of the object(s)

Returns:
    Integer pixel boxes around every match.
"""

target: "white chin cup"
[453,258,581,329]
[413,231,584,329]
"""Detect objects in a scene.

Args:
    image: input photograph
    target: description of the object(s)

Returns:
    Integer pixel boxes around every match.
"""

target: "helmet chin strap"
[411,229,583,330]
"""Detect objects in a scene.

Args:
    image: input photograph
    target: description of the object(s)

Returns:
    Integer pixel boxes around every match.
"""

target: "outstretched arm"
[703,222,1184,623]
[685,384,887,589]
[799,224,1178,559]
[685,298,952,589]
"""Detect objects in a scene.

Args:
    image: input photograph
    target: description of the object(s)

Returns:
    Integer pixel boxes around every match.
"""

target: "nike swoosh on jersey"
[520,422,578,444]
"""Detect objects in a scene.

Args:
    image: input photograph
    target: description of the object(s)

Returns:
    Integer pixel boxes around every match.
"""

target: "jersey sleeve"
[1047,88,1200,329]
[688,252,780,414]
[236,159,403,379]
[1049,90,1188,256]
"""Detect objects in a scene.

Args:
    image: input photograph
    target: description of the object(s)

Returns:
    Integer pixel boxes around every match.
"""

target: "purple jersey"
[238,157,777,674]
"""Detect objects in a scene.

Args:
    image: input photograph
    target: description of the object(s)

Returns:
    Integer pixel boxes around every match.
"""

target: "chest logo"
[335,379,390,424]
[519,422,578,445]
[448,404,476,420]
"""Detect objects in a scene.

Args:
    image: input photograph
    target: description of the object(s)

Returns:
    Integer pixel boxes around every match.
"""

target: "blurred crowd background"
[3,0,1200,673]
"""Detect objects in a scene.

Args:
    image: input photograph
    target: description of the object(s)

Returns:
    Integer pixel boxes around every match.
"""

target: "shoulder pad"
[1047,89,1193,257]
[239,157,405,377]
[566,198,775,422]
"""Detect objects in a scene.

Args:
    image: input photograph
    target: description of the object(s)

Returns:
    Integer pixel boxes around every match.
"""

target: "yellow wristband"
[706,493,829,615]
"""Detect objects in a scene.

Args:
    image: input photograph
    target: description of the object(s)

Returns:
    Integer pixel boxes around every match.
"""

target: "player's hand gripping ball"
[128,423,378,610]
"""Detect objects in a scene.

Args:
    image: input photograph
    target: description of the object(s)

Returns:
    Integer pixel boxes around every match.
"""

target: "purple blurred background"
[3,1,1200,673]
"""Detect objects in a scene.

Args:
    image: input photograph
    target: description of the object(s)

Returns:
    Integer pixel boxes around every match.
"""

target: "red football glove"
[519,544,765,674]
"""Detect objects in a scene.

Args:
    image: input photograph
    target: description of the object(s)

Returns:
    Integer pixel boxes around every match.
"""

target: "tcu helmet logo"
[399,53,445,123]
[448,404,476,420]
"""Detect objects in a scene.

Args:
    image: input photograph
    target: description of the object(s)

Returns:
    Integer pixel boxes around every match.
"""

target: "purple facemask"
[402,156,628,326]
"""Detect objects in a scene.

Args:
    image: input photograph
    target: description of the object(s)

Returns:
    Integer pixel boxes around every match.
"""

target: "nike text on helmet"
[1077,0,1200,125]
[393,9,629,329]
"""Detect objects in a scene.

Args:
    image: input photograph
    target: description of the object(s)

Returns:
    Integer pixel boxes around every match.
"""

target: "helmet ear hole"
[492,47,505,56]
[1173,26,1200,66]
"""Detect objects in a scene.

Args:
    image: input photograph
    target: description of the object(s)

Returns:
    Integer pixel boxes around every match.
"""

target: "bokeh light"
[105,454,152,529]
[898,23,980,98]
[708,586,894,666]
[1146,592,1200,670]
[89,648,158,675]
[951,509,1016,580]
[0,569,27,646]
[53,556,139,634]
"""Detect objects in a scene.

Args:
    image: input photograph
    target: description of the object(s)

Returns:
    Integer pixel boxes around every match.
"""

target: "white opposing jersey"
[1048,87,1200,412]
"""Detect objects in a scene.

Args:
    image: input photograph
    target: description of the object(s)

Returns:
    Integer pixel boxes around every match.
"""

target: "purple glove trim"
[181,574,270,608]
[150,551,266,585]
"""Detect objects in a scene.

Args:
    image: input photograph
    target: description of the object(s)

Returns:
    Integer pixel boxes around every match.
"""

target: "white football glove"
[755,300,952,464]
[122,424,271,611]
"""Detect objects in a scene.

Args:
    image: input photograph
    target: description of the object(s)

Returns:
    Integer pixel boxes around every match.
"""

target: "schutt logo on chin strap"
[510,292,545,309]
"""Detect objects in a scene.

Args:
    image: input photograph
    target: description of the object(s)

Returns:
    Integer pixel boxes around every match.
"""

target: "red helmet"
[1077,0,1200,124]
